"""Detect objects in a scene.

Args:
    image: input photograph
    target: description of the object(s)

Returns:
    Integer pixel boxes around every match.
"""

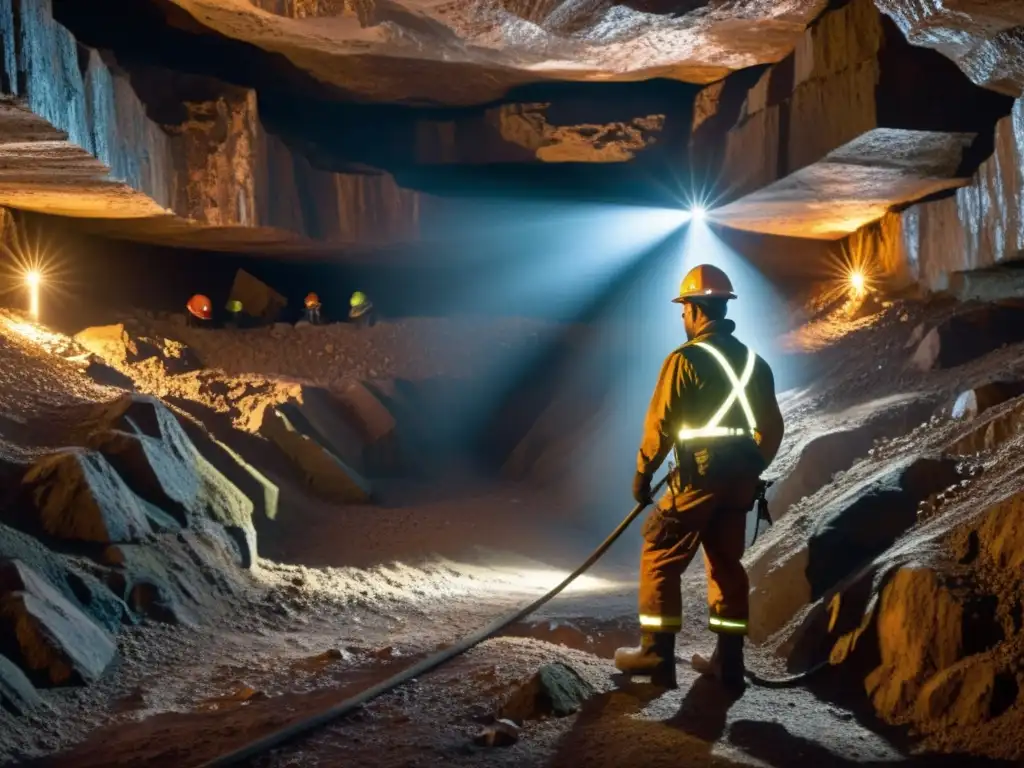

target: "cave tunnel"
[1,0,1024,766]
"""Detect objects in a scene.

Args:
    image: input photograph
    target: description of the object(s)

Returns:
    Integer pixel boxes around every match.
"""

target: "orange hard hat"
[304,292,320,308]
[186,294,213,320]
[672,264,736,303]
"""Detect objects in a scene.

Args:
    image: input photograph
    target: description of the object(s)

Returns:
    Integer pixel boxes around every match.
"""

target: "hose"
[199,475,670,767]
[199,472,820,767]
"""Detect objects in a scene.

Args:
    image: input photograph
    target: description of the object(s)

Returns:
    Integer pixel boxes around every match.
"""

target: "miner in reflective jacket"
[614,264,784,691]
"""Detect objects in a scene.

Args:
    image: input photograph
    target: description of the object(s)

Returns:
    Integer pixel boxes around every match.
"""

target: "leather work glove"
[632,471,654,505]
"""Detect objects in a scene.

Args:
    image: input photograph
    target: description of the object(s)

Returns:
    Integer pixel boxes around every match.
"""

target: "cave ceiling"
[0,0,1016,253]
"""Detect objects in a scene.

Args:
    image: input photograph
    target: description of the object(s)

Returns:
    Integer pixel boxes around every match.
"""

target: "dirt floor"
[2,290,1024,767]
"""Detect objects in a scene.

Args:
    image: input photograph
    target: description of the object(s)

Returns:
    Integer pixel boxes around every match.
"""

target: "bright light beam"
[689,205,707,223]
[849,269,866,297]
[25,270,40,320]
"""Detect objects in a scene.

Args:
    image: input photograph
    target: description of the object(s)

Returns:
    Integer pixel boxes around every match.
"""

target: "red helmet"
[672,264,736,303]
[186,294,212,320]
[304,292,321,309]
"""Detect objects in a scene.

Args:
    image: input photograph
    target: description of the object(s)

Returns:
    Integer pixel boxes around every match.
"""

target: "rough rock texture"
[910,302,1024,371]
[89,0,827,104]
[876,0,1024,96]
[701,0,1013,239]
[101,531,246,625]
[748,455,963,642]
[258,405,372,503]
[74,324,201,375]
[18,449,175,544]
[949,380,1024,420]
[0,653,43,715]
[0,523,125,634]
[862,98,1024,291]
[498,662,595,723]
[0,0,429,250]
[0,559,117,686]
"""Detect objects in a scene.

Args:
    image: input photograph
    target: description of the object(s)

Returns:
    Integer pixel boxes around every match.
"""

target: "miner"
[349,291,377,329]
[614,264,784,691]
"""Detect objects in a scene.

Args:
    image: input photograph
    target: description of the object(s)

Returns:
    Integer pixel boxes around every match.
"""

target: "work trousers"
[638,473,759,636]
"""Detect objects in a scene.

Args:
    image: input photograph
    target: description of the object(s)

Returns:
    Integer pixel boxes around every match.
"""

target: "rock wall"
[898,98,1024,290]
[0,0,427,246]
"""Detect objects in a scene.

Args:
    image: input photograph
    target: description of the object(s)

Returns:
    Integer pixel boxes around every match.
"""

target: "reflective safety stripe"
[639,614,683,631]
[678,342,757,442]
[708,615,748,634]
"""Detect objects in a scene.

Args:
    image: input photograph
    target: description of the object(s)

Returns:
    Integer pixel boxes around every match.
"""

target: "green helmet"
[226,299,243,313]
[350,291,367,308]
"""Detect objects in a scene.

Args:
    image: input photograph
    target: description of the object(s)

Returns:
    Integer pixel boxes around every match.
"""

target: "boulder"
[0,653,43,715]
[865,566,1003,723]
[910,303,1024,371]
[333,379,403,476]
[19,449,177,544]
[86,395,257,566]
[767,395,936,522]
[293,387,368,474]
[0,523,125,633]
[949,380,1024,420]
[807,458,962,599]
[914,655,1019,732]
[947,396,1024,455]
[749,456,962,642]
[499,662,595,724]
[172,410,280,525]
[228,269,287,323]
[73,325,200,374]
[0,559,117,686]
[956,489,1024,573]
[259,407,372,503]
[101,533,244,626]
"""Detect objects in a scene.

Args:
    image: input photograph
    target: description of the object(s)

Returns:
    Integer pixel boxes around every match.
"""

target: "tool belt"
[671,438,764,490]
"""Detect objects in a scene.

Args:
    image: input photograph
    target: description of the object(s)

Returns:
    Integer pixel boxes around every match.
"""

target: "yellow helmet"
[672,264,736,303]
[350,291,367,308]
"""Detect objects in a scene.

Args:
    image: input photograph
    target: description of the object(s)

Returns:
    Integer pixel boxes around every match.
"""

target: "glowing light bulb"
[690,205,707,222]
[25,271,41,320]
[849,270,866,295]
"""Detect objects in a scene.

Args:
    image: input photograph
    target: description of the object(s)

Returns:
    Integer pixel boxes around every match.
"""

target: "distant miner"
[304,292,323,325]
[615,264,784,691]
[185,294,213,328]
[225,299,243,329]
[349,291,377,329]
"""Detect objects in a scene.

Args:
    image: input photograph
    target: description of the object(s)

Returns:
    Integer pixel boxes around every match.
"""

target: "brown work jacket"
[637,318,784,482]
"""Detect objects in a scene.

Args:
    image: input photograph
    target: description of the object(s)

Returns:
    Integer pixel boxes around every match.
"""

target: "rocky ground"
[0,290,1023,767]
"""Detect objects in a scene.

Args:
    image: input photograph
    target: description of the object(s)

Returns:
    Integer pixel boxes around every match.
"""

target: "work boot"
[691,634,746,691]
[614,632,678,688]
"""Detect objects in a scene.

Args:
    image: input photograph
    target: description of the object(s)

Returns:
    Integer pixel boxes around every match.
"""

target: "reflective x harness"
[678,342,757,443]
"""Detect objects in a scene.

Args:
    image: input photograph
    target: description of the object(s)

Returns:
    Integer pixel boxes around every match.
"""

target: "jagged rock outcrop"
[0,559,117,686]
[875,0,1024,96]
[258,405,372,503]
[0,0,428,249]
[0,653,43,715]
[699,0,1013,239]
[909,302,1024,371]
[18,449,177,544]
[748,455,963,642]
[63,0,825,105]
[74,324,200,375]
[85,395,258,567]
[0,523,125,634]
